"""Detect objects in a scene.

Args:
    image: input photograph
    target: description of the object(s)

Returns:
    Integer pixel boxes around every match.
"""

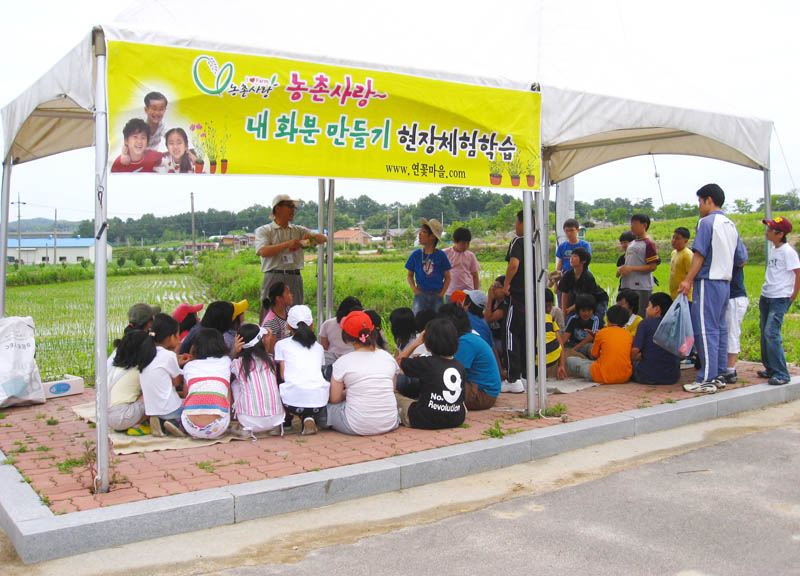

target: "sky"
[0,0,797,224]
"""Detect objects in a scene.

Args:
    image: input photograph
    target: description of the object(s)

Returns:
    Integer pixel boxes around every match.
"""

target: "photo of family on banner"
[106,41,541,187]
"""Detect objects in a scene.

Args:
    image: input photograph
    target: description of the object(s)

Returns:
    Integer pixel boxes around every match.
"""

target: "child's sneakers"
[163,420,186,437]
[301,417,317,435]
[683,380,719,394]
[501,378,525,393]
[150,416,165,437]
[126,423,151,436]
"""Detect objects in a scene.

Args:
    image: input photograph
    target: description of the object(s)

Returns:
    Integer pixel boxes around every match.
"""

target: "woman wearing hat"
[324,310,400,436]
[404,218,452,315]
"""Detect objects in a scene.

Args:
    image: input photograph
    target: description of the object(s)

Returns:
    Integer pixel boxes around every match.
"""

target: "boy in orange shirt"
[565,305,633,384]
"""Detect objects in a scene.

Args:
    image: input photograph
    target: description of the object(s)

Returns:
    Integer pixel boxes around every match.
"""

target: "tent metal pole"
[763,163,772,263]
[534,189,547,412]
[316,179,326,328]
[93,43,110,494]
[326,179,335,318]
[0,157,11,317]
[522,190,536,415]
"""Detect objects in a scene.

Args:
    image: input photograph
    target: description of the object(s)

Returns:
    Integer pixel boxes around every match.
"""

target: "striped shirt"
[182,357,232,417]
[231,356,284,418]
[537,314,562,367]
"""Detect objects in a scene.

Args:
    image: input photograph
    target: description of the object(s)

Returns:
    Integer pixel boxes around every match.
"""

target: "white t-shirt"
[108,366,142,407]
[139,346,183,416]
[331,349,399,435]
[274,338,329,408]
[319,317,354,366]
[183,356,232,384]
[763,243,800,298]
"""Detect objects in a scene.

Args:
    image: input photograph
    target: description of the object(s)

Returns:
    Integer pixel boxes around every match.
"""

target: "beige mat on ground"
[546,378,599,394]
[72,402,239,454]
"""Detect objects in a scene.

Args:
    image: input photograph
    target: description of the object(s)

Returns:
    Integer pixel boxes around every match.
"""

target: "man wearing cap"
[758,216,800,386]
[678,184,748,393]
[405,218,452,315]
[255,194,328,321]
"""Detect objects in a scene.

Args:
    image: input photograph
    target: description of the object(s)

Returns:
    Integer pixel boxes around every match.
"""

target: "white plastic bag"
[0,316,46,408]
[653,293,695,357]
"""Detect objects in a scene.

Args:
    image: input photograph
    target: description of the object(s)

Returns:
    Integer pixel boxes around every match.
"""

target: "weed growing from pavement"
[1,456,16,466]
[38,491,51,506]
[35,413,46,419]
[46,417,59,426]
[56,456,87,474]
[36,445,51,452]
[233,459,249,465]
[482,419,520,438]
[663,398,676,404]
[458,422,470,428]
[542,403,568,418]
[0,411,6,419]
[196,459,221,473]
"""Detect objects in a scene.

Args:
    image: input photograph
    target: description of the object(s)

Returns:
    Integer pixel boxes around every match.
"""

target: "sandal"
[126,423,151,436]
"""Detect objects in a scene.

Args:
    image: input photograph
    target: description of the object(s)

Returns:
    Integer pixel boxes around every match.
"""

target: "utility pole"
[53,209,57,265]
[397,206,400,229]
[11,190,26,264]
[190,192,197,270]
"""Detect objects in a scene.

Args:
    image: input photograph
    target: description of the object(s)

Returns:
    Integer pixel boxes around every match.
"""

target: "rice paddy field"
[4,257,797,384]
[5,274,211,383]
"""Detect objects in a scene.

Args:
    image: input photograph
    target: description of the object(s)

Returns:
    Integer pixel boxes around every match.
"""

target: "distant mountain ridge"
[8,218,80,234]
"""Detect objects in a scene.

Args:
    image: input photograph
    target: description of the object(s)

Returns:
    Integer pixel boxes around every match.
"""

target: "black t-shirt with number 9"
[400,355,466,429]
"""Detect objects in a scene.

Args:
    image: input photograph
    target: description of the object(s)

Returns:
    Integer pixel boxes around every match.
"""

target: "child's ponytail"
[291,322,316,349]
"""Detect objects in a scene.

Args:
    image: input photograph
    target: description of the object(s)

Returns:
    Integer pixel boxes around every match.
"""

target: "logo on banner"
[192,55,235,96]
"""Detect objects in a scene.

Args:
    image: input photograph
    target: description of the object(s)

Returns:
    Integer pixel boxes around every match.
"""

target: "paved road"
[220,427,800,576]
[3,401,799,575]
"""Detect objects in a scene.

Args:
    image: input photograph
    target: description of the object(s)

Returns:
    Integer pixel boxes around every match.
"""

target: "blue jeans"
[412,291,444,315]
[759,296,791,380]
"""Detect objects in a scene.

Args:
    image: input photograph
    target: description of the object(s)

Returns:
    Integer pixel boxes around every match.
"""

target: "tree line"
[73,186,794,245]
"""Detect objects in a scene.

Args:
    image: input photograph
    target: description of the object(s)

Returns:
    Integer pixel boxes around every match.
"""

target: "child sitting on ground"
[631,293,682,385]
[558,247,609,325]
[274,305,329,435]
[566,305,633,384]
[325,310,400,436]
[140,314,191,437]
[230,323,285,437]
[173,302,203,343]
[181,327,241,439]
[545,289,565,344]
[108,328,150,435]
[563,294,600,358]
[319,296,363,368]
[365,309,391,352]
[394,317,466,429]
[616,289,643,337]
[437,304,501,408]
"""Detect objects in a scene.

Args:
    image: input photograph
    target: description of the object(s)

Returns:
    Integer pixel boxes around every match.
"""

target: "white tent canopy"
[0,20,775,493]
[2,28,773,175]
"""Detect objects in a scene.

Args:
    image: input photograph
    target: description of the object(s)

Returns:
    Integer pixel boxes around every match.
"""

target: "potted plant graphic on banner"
[489,156,505,186]
[506,154,523,186]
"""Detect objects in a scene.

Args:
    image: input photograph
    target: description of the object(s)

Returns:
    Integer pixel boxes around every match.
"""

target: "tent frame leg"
[0,157,11,317]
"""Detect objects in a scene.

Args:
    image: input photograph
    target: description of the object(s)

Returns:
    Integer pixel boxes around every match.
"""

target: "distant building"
[333,228,372,247]
[7,238,112,265]
[182,241,220,252]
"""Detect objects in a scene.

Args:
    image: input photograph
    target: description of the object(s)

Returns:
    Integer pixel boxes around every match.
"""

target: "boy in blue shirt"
[631,292,681,385]
[405,218,451,315]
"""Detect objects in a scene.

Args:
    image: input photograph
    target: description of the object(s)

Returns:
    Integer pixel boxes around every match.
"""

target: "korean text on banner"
[106,41,541,188]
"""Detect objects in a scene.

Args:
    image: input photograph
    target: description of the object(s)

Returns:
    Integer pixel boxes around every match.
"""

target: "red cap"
[173,302,204,324]
[763,217,792,234]
[340,310,374,342]
[450,290,467,304]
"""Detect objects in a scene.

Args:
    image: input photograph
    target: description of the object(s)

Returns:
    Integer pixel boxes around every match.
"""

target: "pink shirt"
[443,246,481,295]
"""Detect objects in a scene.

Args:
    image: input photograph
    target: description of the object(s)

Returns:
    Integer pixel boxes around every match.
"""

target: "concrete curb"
[2,379,798,563]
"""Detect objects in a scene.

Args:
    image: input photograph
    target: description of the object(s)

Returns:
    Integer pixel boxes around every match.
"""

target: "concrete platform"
[2,378,798,564]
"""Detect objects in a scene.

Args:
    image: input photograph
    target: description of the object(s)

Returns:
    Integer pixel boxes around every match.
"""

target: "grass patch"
[196,459,221,473]
[55,456,87,474]
[663,397,676,404]
[36,445,51,452]
[46,417,59,426]
[542,403,568,418]
[1,456,16,466]
[457,422,471,428]
[0,411,6,419]
[233,459,249,465]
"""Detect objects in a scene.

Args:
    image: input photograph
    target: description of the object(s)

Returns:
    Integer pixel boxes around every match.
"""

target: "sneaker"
[757,369,774,379]
[683,381,718,393]
[301,417,317,435]
[163,420,186,437]
[228,422,253,439]
[501,378,525,393]
[768,375,790,386]
[149,415,165,437]
[679,359,694,370]
[719,370,737,385]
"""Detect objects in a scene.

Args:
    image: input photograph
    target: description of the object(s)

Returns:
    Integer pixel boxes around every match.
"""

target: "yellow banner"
[107,41,541,188]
